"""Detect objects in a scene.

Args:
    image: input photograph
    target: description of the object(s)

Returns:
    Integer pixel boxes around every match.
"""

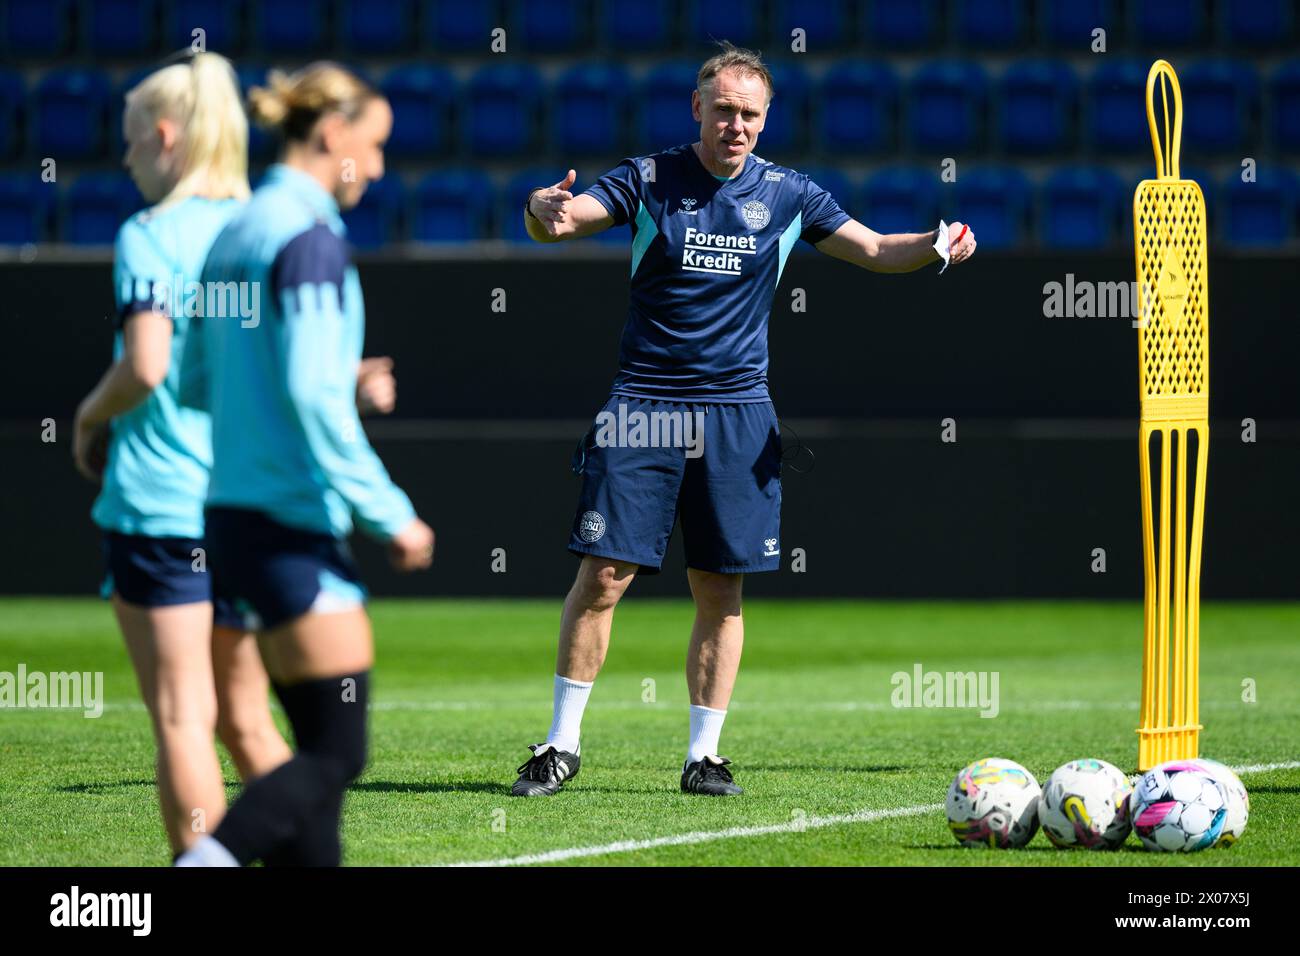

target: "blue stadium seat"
[1132,0,1208,48]
[1042,166,1124,249]
[1180,60,1257,153]
[684,0,762,49]
[251,0,326,52]
[909,61,988,153]
[1038,0,1115,49]
[1088,60,1150,154]
[338,0,415,53]
[815,62,898,154]
[1220,168,1297,247]
[861,0,942,50]
[81,0,158,56]
[600,0,675,51]
[636,62,701,153]
[0,0,73,55]
[34,69,111,160]
[771,0,851,50]
[756,62,808,157]
[0,69,23,158]
[510,0,592,52]
[999,60,1078,155]
[860,166,939,235]
[0,175,51,243]
[380,65,455,157]
[342,174,405,248]
[466,63,543,157]
[1221,0,1294,48]
[411,169,493,242]
[63,173,143,245]
[422,0,499,52]
[163,0,244,54]
[952,166,1031,249]
[956,0,1029,50]
[553,63,630,156]
[1271,60,1300,151]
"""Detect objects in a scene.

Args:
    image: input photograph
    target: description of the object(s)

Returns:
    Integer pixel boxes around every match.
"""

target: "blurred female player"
[72,52,294,858]
[174,63,434,867]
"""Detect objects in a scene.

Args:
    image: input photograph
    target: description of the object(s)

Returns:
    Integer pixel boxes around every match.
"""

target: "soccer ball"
[1130,761,1228,852]
[1189,758,1249,846]
[1038,758,1133,849]
[946,757,1041,848]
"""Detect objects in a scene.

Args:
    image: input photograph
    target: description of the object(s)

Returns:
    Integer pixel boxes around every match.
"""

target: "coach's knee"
[688,570,743,619]
[570,559,636,614]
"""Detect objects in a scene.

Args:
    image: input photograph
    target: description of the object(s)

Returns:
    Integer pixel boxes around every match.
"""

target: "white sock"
[687,704,727,766]
[173,835,239,867]
[546,674,593,754]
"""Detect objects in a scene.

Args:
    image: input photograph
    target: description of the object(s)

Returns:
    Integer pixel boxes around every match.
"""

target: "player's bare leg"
[556,556,638,681]
[682,569,745,795]
[212,625,292,781]
[114,597,226,853]
[512,556,637,796]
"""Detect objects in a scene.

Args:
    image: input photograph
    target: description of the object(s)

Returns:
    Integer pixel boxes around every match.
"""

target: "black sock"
[262,789,344,867]
[212,671,369,866]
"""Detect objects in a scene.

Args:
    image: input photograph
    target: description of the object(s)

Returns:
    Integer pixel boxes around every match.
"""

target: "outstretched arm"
[815,219,977,274]
[524,169,616,243]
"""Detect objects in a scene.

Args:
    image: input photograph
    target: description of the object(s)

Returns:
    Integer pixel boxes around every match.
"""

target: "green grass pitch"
[1,597,1297,866]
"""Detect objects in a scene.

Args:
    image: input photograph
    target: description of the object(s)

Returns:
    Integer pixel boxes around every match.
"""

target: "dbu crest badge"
[578,511,606,543]
[741,200,770,230]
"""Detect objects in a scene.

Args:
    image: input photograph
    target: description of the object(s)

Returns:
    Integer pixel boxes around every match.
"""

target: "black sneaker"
[681,755,744,796]
[510,743,580,797]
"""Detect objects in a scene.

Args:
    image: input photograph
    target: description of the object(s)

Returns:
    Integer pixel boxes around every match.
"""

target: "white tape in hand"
[933,219,951,274]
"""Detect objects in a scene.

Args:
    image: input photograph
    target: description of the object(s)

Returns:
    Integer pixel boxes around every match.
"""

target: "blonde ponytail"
[126,52,250,205]
[248,62,377,144]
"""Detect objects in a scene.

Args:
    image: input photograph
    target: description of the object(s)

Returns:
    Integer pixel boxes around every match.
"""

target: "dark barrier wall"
[2,254,1297,597]
[5,253,1297,421]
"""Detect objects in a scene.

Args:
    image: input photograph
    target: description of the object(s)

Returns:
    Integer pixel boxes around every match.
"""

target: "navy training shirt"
[583,142,851,402]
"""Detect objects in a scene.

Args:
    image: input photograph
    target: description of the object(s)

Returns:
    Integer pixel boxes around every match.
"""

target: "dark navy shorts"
[101,532,243,629]
[205,506,367,632]
[568,396,782,574]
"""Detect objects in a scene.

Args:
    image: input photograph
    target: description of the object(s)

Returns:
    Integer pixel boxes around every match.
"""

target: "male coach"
[511,43,977,798]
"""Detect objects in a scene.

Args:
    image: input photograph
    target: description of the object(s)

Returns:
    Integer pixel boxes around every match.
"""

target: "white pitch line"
[440,758,1300,868]
[1229,760,1300,774]
[440,803,943,868]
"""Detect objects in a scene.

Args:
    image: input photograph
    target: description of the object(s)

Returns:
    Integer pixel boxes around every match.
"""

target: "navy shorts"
[205,506,367,632]
[101,532,243,629]
[568,396,782,574]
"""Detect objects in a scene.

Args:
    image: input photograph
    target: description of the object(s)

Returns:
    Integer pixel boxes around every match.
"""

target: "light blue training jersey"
[92,196,242,539]
[183,164,414,541]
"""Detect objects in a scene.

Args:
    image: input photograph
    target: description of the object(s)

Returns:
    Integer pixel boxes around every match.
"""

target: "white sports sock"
[173,835,239,867]
[546,674,593,754]
[687,704,727,766]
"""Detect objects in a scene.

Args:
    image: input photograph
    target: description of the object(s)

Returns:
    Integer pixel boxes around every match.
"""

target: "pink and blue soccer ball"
[1187,758,1250,846]
[1130,761,1231,852]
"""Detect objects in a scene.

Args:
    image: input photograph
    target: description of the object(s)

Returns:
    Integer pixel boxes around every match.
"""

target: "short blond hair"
[248,62,379,144]
[125,52,250,204]
[696,41,774,106]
